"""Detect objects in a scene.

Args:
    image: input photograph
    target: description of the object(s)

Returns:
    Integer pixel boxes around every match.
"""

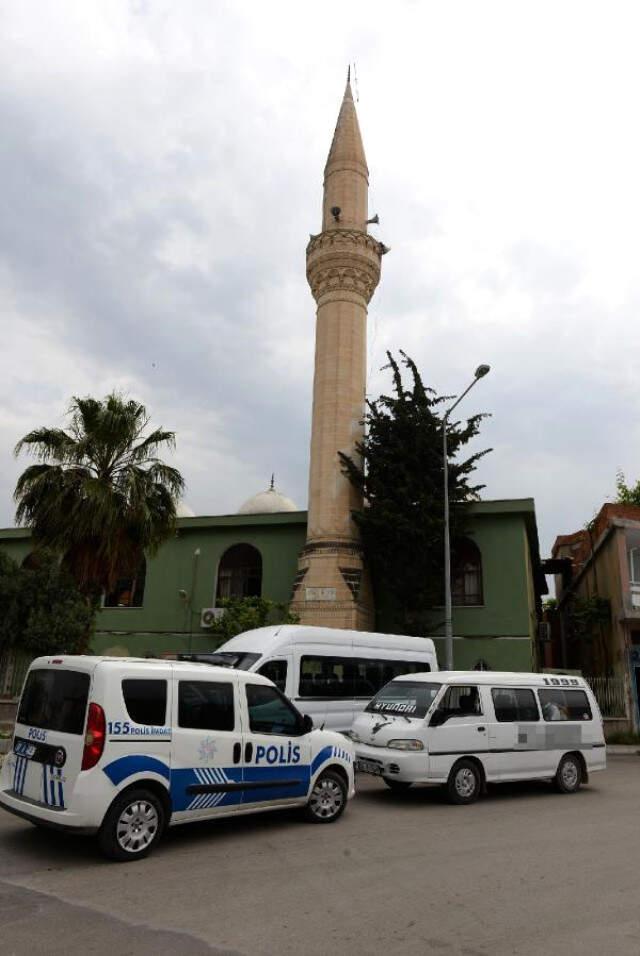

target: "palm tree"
[14,394,185,599]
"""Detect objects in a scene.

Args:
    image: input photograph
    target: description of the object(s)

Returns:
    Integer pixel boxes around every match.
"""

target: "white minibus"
[181,625,438,732]
[351,671,606,803]
[0,656,355,861]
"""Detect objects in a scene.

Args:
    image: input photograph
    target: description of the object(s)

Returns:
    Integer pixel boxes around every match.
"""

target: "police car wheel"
[554,754,582,794]
[98,788,165,862]
[304,770,347,823]
[382,777,413,792]
[447,760,481,805]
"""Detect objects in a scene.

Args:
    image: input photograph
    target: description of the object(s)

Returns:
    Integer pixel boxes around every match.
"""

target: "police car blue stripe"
[103,755,171,785]
[49,773,56,806]
[57,769,64,808]
[42,764,48,805]
[20,757,28,795]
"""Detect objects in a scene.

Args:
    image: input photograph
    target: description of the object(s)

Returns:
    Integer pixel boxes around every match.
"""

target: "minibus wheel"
[447,760,481,805]
[98,788,165,862]
[304,770,348,823]
[383,778,413,792]
[554,754,582,794]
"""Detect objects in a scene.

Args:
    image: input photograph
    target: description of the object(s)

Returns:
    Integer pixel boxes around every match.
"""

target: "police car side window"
[178,681,235,731]
[122,679,167,726]
[246,684,300,736]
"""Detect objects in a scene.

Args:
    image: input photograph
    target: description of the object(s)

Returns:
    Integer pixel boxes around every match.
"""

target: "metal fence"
[585,676,628,719]
[0,649,33,700]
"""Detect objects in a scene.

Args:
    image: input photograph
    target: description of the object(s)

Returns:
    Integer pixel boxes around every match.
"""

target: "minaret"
[291,73,383,630]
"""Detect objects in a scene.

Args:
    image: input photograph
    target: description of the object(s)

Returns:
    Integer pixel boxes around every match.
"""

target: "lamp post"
[442,364,491,671]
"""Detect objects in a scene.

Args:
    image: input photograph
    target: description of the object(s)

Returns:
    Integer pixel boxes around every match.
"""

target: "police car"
[0,656,355,861]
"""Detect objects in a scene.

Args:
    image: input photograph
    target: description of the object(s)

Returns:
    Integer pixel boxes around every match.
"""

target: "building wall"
[385,502,542,672]
[0,500,543,670]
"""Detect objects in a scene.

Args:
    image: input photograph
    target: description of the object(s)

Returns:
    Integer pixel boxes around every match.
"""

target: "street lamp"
[442,364,491,671]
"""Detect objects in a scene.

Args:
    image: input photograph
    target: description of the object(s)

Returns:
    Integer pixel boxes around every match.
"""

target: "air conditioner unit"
[200,607,225,629]
[538,622,552,642]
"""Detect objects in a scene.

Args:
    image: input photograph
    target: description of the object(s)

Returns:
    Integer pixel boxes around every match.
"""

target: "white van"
[0,656,355,861]
[184,625,438,732]
[351,671,606,803]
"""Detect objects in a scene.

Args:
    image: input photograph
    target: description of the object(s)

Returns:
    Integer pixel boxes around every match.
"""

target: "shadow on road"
[354,774,598,807]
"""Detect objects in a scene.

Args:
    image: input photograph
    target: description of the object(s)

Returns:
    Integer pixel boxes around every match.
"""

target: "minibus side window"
[257,660,287,693]
[491,688,539,722]
[538,688,592,722]
[178,681,234,731]
[299,655,433,699]
[122,679,167,726]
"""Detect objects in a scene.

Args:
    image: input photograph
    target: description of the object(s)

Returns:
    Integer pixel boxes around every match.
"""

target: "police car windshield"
[366,680,441,719]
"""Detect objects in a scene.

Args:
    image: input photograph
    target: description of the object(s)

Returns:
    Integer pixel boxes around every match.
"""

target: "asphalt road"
[1,756,639,956]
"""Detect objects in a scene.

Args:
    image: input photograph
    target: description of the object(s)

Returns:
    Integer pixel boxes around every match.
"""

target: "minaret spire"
[323,72,368,232]
[290,74,384,631]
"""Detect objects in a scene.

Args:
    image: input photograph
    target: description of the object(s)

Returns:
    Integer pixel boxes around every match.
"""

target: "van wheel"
[554,754,582,794]
[98,788,165,862]
[447,760,481,805]
[304,770,347,823]
[383,778,413,792]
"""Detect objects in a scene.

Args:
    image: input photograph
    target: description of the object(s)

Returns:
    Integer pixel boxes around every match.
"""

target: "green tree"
[14,394,184,600]
[0,552,95,657]
[208,597,299,646]
[615,470,640,506]
[340,351,491,633]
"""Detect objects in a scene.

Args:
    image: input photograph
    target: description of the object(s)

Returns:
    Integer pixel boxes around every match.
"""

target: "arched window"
[104,558,146,608]
[216,544,262,600]
[452,538,483,606]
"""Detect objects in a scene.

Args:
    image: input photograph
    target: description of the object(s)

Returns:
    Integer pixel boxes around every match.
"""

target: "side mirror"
[429,708,447,728]
[301,714,314,734]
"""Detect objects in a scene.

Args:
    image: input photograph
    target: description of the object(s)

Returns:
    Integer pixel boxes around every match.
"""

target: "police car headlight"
[387,739,424,751]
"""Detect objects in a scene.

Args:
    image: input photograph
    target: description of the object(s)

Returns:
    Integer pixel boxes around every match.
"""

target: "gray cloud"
[2,0,640,572]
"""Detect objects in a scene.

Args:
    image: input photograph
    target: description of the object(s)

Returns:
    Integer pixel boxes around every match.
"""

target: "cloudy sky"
[2,0,639,565]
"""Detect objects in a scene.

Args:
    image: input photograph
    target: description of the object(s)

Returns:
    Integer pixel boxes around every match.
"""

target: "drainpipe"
[188,548,201,653]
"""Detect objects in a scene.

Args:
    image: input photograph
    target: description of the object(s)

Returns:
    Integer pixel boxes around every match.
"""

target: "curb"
[606,745,640,755]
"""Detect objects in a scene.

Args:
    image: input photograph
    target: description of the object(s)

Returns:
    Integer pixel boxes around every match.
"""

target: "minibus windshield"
[365,680,441,719]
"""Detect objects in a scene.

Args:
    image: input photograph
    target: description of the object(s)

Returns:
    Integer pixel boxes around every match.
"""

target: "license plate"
[14,740,36,759]
[355,759,383,776]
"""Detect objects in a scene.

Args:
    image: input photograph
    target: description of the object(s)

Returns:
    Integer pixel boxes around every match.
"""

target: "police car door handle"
[233,742,241,764]
[477,726,486,732]
[244,742,253,763]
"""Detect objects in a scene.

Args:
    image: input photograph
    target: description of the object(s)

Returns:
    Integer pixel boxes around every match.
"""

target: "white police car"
[0,656,355,861]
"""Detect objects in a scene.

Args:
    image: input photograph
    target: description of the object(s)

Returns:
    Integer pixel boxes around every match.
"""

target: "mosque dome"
[176,501,196,518]
[238,477,298,515]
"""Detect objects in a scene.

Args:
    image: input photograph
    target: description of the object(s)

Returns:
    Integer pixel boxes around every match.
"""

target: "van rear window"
[17,669,90,735]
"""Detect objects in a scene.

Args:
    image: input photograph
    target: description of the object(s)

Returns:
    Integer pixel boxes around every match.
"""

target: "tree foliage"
[340,351,491,632]
[207,597,299,646]
[615,470,640,507]
[14,394,184,598]
[0,551,95,657]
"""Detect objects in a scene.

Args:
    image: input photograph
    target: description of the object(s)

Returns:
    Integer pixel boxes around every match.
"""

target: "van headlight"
[387,739,424,751]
